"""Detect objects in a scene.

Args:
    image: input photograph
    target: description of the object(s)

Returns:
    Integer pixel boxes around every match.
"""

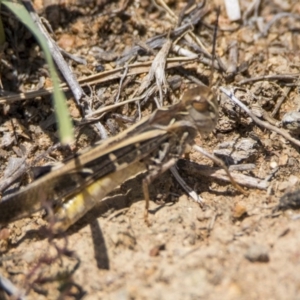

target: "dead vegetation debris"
[1,0,300,299]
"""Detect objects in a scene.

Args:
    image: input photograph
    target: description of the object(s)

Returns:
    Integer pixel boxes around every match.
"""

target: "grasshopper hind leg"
[142,158,177,225]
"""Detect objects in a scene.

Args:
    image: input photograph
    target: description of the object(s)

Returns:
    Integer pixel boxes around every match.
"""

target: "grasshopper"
[0,85,218,232]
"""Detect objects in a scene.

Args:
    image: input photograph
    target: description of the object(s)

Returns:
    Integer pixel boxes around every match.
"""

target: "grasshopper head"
[181,86,218,134]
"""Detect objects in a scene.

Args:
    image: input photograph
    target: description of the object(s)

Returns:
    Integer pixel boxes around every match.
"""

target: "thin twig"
[178,159,269,190]
[0,273,25,300]
[271,86,291,117]
[21,0,84,105]
[220,87,300,148]
[237,74,298,85]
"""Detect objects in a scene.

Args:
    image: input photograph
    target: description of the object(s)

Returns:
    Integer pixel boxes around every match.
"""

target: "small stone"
[270,161,278,169]
[149,244,165,257]
[245,244,269,262]
[232,202,247,219]
[278,181,290,192]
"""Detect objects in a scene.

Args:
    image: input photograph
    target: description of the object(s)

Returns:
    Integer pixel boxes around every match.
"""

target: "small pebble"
[270,161,278,169]
[224,0,241,21]
[232,202,247,219]
[149,244,165,257]
[245,244,269,262]
[277,189,300,210]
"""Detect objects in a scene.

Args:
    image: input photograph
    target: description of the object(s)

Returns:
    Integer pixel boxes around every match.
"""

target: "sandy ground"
[1,0,300,299]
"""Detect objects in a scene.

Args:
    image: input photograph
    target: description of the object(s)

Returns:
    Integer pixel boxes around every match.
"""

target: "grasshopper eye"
[182,86,217,114]
[192,98,209,112]
[192,95,219,126]
[182,86,210,104]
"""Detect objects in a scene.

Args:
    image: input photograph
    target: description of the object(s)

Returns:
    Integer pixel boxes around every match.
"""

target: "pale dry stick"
[154,40,172,105]
[192,145,249,194]
[0,273,25,300]
[220,87,300,148]
[178,160,269,190]
[237,74,298,85]
[271,86,292,117]
[0,57,197,104]
[155,0,211,57]
[22,0,84,104]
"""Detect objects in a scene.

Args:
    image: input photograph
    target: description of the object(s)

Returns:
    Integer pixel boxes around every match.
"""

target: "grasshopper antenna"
[209,6,220,88]
[204,7,249,196]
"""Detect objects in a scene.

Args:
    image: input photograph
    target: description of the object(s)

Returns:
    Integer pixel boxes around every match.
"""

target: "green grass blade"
[0,5,5,46]
[1,0,74,144]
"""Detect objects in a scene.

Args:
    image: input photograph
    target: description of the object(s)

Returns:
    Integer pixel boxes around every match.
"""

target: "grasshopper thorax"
[181,85,218,135]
